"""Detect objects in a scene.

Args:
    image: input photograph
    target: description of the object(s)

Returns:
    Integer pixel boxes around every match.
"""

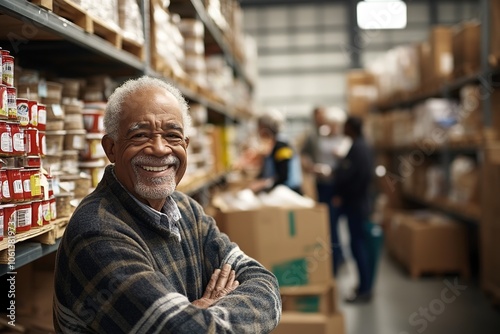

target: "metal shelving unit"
[0,0,252,275]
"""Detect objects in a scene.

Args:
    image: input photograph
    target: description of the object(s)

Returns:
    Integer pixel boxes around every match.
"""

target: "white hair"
[104,76,192,140]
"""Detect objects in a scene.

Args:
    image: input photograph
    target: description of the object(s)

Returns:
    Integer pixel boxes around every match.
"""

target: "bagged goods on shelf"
[448,155,479,204]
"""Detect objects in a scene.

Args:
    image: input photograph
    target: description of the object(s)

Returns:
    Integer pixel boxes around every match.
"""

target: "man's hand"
[192,264,239,309]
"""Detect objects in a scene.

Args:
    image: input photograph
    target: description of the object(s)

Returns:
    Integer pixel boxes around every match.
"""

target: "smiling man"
[53,76,281,333]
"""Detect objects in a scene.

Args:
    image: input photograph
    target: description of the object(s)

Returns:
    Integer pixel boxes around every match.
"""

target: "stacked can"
[79,101,107,189]
[0,49,56,240]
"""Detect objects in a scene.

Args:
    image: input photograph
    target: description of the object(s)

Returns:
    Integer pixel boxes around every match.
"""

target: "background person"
[249,108,303,195]
[300,106,350,275]
[53,76,282,333]
[331,115,374,303]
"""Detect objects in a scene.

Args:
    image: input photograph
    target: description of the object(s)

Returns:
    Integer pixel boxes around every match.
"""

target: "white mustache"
[132,155,180,169]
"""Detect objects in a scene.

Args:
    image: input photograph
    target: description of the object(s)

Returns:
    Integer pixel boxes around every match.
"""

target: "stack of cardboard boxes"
[215,202,345,333]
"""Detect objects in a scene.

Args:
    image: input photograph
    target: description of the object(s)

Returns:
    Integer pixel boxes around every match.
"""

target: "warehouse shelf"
[0,0,145,76]
[169,0,254,90]
[0,239,61,276]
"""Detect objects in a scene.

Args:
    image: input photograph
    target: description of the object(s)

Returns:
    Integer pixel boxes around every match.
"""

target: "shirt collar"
[111,166,182,241]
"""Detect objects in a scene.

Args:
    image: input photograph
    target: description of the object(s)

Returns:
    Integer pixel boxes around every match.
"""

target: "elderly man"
[53,76,281,333]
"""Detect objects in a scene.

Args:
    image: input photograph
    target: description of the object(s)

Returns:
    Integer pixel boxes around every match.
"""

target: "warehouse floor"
[336,246,500,334]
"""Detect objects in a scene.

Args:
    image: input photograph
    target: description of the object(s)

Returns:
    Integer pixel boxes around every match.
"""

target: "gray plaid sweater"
[53,165,281,333]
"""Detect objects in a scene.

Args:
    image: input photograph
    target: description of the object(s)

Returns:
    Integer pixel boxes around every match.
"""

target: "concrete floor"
[336,247,500,334]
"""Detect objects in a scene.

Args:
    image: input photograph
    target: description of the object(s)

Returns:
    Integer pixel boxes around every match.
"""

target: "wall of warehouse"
[241,1,480,141]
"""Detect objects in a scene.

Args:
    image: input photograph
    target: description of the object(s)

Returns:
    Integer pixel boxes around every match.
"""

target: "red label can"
[42,199,51,225]
[31,200,43,227]
[1,168,10,203]
[0,85,7,119]
[3,203,16,236]
[6,168,23,202]
[9,122,24,156]
[2,55,14,87]
[49,196,56,221]
[7,86,16,120]
[37,103,46,131]
[28,100,38,128]
[16,202,31,233]
[21,168,32,201]
[0,121,12,155]
[16,98,29,126]
[0,205,4,241]
[38,131,46,156]
[24,127,39,156]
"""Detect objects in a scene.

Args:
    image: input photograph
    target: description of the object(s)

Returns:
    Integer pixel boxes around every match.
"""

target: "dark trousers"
[331,203,373,294]
[316,182,344,275]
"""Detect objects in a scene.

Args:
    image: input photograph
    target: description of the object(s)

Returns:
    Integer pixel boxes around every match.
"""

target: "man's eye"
[131,133,149,140]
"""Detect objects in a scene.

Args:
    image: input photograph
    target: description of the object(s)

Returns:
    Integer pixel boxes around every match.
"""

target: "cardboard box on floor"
[273,311,345,334]
[215,204,333,287]
[389,210,470,279]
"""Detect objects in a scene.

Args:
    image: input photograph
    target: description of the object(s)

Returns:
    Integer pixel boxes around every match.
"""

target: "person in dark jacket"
[331,115,374,303]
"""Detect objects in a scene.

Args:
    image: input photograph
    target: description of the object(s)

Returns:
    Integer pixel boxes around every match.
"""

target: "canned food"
[6,167,23,202]
[24,128,39,156]
[21,168,32,201]
[42,199,51,225]
[39,131,46,156]
[7,87,16,120]
[37,103,46,131]
[3,203,16,236]
[81,133,105,160]
[9,122,24,156]
[28,100,38,128]
[28,168,42,199]
[20,155,41,168]
[16,202,31,233]
[0,205,4,241]
[2,55,14,87]
[49,196,56,221]
[0,85,7,119]
[31,200,43,227]
[82,109,104,133]
[16,98,29,126]
[1,168,10,203]
[0,121,13,155]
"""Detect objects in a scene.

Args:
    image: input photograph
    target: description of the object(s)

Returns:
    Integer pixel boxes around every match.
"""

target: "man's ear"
[184,137,190,148]
[101,135,116,163]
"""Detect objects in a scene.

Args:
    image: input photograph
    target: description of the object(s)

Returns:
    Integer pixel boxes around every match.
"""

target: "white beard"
[132,155,179,199]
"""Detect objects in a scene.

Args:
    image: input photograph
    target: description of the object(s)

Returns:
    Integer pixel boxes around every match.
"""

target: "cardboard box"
[280,281,337,315]
[392,211,470,279]
[273,311,345,334]
[215,204,333,286]
[452,21,481,77]
[428,26,454,85]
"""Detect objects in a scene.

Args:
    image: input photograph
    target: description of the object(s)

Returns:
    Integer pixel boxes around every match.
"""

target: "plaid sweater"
[53,165,281,333]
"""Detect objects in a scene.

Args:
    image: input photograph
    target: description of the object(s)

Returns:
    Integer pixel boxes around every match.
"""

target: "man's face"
[102,87,189,208]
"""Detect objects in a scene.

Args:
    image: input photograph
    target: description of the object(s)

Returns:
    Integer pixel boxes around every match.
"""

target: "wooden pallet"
[0,217,70,264]
[0,224,55,263]
[30,0,144,59]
